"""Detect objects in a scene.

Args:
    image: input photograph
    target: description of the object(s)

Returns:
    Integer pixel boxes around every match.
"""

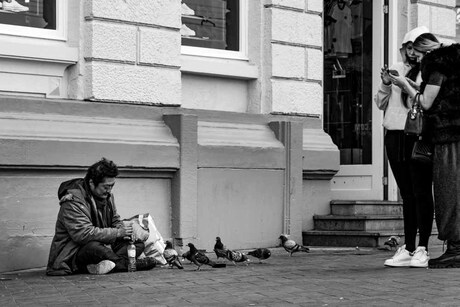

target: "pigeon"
[225,249,250,266]
[279,234,310,256]
[384,236,401,250]
[247,248,271,263]
[163,241,183,269]
[214,237,228,261]
[187,243,217,271]
[181,250,192,263]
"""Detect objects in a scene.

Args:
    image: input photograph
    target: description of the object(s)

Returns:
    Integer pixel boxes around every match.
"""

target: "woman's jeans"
[385,130,434,252]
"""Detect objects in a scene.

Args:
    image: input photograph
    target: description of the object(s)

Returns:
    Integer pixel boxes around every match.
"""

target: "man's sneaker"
[428,251,460,268]
[87,260,116,275]
[136,257,157,271]
[410,246,429,268]
[2,0,29,12]
[384,244,413,267]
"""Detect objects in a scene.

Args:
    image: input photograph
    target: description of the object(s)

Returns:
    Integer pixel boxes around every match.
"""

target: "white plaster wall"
[272,81,323,115]
[0,172,171,272]
[412,1,456,38]
[195,168,284,251]
[85,62,180,104]
[83,0,181,105]
[266,0,305,10]
[181,75,249,112]
[271,10,322,46]
[429,0,456,6]
[306,49,324,81]
[307,0,324,13]
[114,177,172,241]
[272,44,305,79]
[0,1,80,99]
[431,6,456,37]
[181,0,324,115]
[140,27,181,66]
[267,3,323,115]
[84,0,178,27]
[302,180,333,231]
[85,21,137,62]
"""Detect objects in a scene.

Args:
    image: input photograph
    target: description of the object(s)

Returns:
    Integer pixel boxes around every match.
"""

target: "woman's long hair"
[401,64,420,108]
[413,33,441,54]
[401,33,440,107]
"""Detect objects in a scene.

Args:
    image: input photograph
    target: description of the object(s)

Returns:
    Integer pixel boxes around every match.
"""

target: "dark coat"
[421,43,460,144]
[46,178,122,276]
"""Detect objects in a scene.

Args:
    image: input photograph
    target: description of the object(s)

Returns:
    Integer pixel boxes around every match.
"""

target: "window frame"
[181,0,248,60]
[0,0,67,41]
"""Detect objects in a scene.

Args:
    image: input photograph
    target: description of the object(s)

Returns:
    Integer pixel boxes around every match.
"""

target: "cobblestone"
[0,246,459,306]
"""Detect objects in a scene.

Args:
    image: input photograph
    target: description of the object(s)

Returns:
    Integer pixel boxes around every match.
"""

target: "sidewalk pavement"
[0,245,458,307]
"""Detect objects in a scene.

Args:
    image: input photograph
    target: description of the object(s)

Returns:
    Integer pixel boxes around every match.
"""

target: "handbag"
[411,137,433,163]
[404,93,425,136]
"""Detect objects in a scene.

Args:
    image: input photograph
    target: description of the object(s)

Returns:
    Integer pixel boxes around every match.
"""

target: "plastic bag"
[125,213,167,265]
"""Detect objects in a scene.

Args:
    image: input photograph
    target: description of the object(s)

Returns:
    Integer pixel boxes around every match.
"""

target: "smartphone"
[388,69,399,76]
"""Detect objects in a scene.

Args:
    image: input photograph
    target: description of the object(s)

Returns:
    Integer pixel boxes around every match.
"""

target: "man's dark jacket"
[421,43,460,144]
[46,178,122,276]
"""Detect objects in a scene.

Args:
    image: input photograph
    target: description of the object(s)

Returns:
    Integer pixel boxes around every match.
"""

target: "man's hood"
[57,178,88,205]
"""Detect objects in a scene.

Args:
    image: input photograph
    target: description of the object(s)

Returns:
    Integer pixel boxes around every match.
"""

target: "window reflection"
[323,0,372,165]
[181,0,239,51]
[0,0,55,30]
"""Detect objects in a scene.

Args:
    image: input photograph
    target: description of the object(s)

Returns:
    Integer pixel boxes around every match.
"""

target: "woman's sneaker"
[384,244,413,267]
[410,246,429,268]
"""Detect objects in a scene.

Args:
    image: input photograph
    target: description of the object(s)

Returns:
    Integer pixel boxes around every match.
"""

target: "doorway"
[323,0,385,200]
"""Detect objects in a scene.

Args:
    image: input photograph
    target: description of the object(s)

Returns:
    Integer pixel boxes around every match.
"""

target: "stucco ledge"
[302,128,340,180]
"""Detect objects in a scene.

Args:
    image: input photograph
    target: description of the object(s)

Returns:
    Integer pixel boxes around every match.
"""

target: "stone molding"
[302,128,339,180]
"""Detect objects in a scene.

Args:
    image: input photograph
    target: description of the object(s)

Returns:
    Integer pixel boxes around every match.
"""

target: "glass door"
[323,0,384,200]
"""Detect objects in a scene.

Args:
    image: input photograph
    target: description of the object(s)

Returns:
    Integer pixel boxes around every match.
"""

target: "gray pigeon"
[163,241,183,269]
[248,248,271,263]
[279,234,310,256]
[384,236,401,250]
[187,243,217,271]
[214,237,228,261]
[225,249,250,266]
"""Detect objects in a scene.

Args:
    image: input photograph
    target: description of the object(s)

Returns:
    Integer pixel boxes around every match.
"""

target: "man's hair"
[413,33,440,54]
[84,158,119,186]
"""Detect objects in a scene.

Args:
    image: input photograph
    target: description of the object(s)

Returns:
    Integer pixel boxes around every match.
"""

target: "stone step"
[303,230,403,247]
[313,215,403,231]
[331,200,402,216]
[302,230,440,248]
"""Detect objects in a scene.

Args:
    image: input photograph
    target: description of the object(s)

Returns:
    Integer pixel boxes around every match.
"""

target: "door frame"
[386,0,401,201]
[330,0,386,200]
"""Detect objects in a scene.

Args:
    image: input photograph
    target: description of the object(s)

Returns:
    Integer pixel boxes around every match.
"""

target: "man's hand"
[117,222,133,240]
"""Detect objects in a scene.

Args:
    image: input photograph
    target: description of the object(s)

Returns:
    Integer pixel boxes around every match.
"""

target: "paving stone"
[3,246,460,306]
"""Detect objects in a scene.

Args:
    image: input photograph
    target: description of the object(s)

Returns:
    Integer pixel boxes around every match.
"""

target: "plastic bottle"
[127,241,136,272]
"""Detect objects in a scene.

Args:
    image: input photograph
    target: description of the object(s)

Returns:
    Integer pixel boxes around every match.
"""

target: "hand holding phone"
[388,69,399,76]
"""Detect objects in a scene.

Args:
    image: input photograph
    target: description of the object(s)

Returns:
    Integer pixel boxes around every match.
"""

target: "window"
[323,0,373,165]
[0,0,65,40]
[181,0,247,59]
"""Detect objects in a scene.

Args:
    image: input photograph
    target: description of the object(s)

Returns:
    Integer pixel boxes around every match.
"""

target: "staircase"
[303,200,438,247]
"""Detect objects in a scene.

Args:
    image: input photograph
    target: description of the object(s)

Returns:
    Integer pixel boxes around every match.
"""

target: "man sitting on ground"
[46,158,155,275]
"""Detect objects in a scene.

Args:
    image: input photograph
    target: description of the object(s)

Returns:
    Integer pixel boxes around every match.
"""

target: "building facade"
[0,0,456,272]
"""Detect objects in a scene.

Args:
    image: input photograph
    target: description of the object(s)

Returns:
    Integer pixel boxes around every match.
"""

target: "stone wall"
[82,0,181,105]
